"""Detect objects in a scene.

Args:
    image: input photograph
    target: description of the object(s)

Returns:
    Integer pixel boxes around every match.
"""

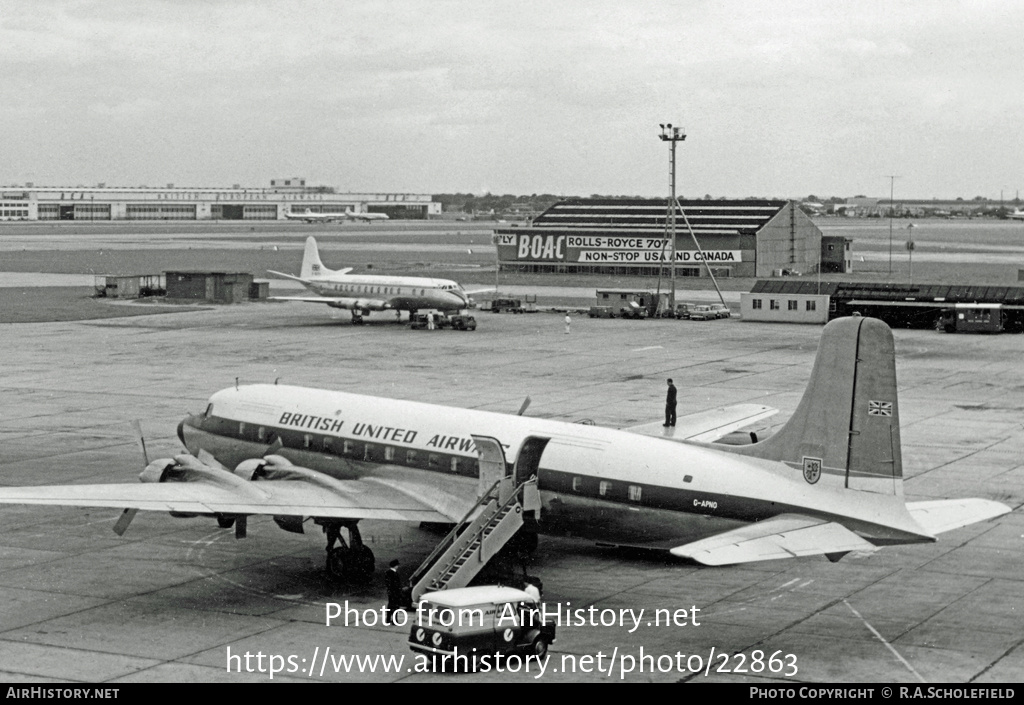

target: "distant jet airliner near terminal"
[0,317,1009,588]
[284,208,389,223]
[268,236,482,323]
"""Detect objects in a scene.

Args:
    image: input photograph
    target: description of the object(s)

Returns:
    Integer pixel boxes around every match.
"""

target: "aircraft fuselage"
[302,275,468,312]
[178,384,930,549]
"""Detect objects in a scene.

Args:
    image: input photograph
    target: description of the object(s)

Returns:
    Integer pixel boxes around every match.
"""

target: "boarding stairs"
[409,434,549,603]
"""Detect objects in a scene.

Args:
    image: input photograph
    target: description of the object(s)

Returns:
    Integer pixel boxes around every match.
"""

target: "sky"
[2,0,1022,200]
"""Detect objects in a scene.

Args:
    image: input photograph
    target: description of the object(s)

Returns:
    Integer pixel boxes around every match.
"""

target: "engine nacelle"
[139,459,178,483]
[234,458,268,481]
[234,455,295,481]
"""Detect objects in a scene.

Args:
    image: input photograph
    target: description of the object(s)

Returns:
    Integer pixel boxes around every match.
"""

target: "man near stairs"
[385,559,407,618]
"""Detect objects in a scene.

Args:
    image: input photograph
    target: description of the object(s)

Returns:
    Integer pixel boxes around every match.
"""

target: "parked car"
[588,306,615,318]
[708,303,732,319]
[688,305,717,321]
[675,302,696,319]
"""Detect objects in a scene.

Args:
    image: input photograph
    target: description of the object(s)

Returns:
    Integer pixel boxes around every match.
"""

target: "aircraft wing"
[269,296,390,310]
[0,459,456,523]
[906,498,1011,535]
[669,513,877,565]
[624,403,778,443]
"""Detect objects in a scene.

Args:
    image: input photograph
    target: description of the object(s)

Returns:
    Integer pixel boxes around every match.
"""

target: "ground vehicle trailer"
[489,298,525,313]
[409,312,476,330]
[409,586,556,665]
[937,304,1004,333]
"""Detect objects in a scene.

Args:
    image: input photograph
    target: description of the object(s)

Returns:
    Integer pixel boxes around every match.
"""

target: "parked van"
[409,586,556,664]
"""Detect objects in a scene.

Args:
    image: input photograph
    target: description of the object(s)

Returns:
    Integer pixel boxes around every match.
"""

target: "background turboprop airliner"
[284,208,389,223]
[268,236,485,323]
[0,317,1009,587]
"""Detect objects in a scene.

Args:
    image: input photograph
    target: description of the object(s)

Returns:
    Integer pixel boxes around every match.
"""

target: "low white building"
[0,179,440,221]
[741,291,830,324]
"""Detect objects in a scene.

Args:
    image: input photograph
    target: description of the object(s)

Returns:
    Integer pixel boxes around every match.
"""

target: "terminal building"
[492,198,848,278]
[0,178,440,221]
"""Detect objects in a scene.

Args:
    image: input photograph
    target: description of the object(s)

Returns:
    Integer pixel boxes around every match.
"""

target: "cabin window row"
[335,284,427,296]
[234,422,469,475]
[568,473,694,503]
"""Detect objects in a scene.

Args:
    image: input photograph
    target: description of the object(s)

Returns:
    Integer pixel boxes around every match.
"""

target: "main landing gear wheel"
[321,520,376,585]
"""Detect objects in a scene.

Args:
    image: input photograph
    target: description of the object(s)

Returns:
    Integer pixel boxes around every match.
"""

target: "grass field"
[1,218,1022,324]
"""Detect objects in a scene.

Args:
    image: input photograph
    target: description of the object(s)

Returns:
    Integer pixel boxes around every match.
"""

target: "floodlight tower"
[659,123,686,309]
[885,174,900,276]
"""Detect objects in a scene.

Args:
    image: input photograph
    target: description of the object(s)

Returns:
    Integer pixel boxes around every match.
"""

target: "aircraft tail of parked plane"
[297,234,353,279]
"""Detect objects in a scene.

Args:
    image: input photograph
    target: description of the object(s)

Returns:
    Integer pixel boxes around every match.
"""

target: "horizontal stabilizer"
[670,513,877,565]
[907,498,1011,535]
[266,270,308,283]
[626,404,777,444]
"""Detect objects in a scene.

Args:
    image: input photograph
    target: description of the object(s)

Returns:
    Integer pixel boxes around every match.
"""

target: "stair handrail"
[408,479,502,589]
[424,477,532,589]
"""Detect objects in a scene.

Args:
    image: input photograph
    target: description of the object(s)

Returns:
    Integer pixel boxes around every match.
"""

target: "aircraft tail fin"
[729,316,902,496]
[300,236,335,278]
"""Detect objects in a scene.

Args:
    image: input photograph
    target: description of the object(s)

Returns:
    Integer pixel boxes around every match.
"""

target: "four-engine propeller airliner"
[284,208,389,223]
[268,236,480,323]
[0,317,1009,584]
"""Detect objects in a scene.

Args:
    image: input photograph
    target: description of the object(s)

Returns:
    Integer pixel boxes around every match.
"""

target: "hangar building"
[0,178,440,221]
[493,198,833,278]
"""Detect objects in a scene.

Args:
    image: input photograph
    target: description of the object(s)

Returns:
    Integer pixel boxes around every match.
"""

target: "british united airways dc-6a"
[0,317,1009,585]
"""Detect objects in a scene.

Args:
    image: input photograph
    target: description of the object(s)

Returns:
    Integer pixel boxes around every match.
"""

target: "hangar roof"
[532,198,789,236]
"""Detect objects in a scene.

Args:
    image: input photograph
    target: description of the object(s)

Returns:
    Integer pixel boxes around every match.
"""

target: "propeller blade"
[131,420,149,465]
[263,435,284,457]
[235,515,248,539]
[517,396,532,416]
[116,421,149,535]
[112,507,138,536]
